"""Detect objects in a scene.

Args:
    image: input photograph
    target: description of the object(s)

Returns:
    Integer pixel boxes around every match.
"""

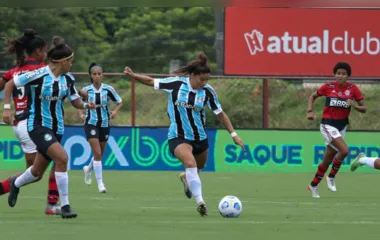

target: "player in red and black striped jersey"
[306,62,366,198]
[0,29,61,215]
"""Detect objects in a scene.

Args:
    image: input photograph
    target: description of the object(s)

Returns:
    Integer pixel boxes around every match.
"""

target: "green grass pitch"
[0,171,379,240]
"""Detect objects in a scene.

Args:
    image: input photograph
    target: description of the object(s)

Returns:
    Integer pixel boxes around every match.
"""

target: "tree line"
[0,7,216,75]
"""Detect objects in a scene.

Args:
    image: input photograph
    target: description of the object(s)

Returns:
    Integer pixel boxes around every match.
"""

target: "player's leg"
[0,152,35,196]
[45,163,61,215]
[325,127,348,191]
[17,119,61,214]
[170,138,207,216]
[87,138,104,192]
[351,153,380,171]
[12,127,76,218]
[45,140,77,219]
[83,125,99,186]
[98,140,107,192]
[91,127,109,193]
[8,152,48,207]
[179,139,209,199]
[308,145,337,197]
[0,120,37,196]
[192,149,208,216]
[308,124,338,198]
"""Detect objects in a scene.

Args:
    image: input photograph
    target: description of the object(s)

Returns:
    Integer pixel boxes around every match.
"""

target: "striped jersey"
[13,66,80,135]
[82,83,122,128]
[154,76,222,141]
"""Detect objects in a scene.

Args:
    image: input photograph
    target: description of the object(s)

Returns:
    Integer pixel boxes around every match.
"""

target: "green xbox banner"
[0,126,25,170]
[215,130,380,172]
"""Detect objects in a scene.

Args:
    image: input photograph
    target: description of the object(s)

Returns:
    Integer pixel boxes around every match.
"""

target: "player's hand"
[307,111,316,120]
[124,66,134,76]
[347,99,356,107]
[110,110,117,119]
[79,113,86,121]
[86,102,96,109]
[2,109,13,125]
[233,136,246,151]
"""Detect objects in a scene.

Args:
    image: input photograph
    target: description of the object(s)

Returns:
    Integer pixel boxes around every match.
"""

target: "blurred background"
[0,7,378,129]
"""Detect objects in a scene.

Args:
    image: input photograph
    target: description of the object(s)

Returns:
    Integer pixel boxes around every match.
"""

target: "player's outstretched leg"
[351,153,380,172]
[172,142,207,217]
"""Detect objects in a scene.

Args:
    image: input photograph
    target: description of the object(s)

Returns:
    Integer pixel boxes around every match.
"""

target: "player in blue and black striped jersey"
[2,37,95,219]
[79,63,122,193]
[124,52,245,217]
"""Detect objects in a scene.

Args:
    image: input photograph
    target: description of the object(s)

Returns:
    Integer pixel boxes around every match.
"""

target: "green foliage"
[0,7,216,75]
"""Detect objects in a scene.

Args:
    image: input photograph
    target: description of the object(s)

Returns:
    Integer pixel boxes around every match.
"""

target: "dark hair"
[3,29,46,67]
[333,62,351,76]
[47,36,73,62]
[88,62,103,82]
[173,52,211,75]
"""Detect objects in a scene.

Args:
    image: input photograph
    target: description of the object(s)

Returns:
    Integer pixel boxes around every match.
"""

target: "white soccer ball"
[218,195,242,218]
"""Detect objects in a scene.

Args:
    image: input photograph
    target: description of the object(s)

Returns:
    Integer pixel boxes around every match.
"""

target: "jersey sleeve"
[316,83,328,96]
[106,86,122,104]
[205,86,223,115]
[65,74,80,102]
[153,77,182,93]
[13,68,45,88]
[2,69,13,81]
[353,86,364,101]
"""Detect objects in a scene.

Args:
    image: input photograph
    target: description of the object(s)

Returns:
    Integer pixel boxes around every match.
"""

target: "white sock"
[186,167,204,205]
[55,172,69,207]
[15,167,38,188]
[88,157,94,171]
[93,160,104,186]
[359,157,377,168]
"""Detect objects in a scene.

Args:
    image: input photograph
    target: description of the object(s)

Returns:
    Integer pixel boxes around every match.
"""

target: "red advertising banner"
[224,8,380,76]
[227,0,380,8]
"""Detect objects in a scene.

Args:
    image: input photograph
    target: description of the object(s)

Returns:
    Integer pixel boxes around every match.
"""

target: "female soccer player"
[350,153,380,172]
[79,63,122,193]
[0,29,61,215]
[123,52,245,216]
[306,62,366,198]
[2,37,95,218]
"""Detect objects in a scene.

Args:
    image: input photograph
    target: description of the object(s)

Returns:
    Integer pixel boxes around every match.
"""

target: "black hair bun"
[23,29,37,37]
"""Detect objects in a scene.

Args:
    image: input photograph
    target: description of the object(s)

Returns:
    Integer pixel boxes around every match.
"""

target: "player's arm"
[2,79,16,124]
[217,111,238,137]
[206,87,245,150]
[351,99,366,113]
[124,66,154,86]
[71,98,95,110]
[66,76,95,110]
[307,91,321,114]
[124,66,181,92]
[307,84,326,120]
[0,70,13,92]
[107,86,123,119]
[79,89,88,98]
[348,87,366,113]
[69,86,95,110]
[77,88,89,119]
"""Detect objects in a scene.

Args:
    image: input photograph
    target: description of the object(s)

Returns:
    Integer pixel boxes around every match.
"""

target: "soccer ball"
[218,195,242,218]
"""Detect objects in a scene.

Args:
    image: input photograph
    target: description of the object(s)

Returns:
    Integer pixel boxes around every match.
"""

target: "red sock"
[47,175,59,205]
[311,164,328,186]
[0,178,11,195]
[329,158,343,178]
